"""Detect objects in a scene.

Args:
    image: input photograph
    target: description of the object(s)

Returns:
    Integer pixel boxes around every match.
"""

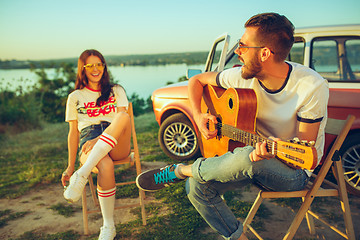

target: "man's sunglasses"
[236,41,275,55]
[83,63,105,71]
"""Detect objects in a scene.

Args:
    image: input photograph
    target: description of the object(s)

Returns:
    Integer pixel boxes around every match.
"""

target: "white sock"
[78,132,117,177]
[98,187,116,227]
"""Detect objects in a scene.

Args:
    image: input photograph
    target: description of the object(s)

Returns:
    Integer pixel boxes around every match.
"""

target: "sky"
[1,0,360,61]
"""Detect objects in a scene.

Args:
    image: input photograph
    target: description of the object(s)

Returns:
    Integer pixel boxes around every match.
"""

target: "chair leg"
[82,187,89,235]
[333,161,356,240]
[88,174,99,207]
[243,191,264,234]
[283,190,319,240]
[283,145,338,240]
[303,197,316,235]
[139,189,147,225]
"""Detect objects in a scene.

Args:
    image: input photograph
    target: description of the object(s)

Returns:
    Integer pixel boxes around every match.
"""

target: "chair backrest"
[323,115,355,161]
[325,117,353,135]
[127,102,137,139]
[127,102,141,175]
[127,102,137,146]
[311,115,355,189]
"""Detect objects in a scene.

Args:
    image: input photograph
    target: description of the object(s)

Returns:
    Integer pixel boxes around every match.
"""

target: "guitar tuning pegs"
[289,138,315,147]
[301,140,309,146]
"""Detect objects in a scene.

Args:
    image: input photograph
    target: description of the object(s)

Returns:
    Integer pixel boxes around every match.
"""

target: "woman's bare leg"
[104,111,131,160]
[80,154,116,190]
[64,112,131,203]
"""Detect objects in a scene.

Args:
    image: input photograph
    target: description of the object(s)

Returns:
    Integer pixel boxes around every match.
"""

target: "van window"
[289,38,305,64]
[311,39,338,80]
[346,39,360,77]
[311,37,360,82]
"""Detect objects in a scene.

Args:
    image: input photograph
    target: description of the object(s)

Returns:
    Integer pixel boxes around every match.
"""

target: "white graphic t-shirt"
[65,85,128,132]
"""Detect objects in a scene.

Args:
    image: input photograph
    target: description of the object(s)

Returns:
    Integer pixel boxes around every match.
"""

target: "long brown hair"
[75,49,113,106]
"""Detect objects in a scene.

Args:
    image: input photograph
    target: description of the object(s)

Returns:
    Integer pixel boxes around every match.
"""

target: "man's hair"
[245,13,294,62]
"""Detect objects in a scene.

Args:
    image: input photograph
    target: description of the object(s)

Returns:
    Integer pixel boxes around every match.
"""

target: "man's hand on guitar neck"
[249,136,280,162]
[195,112,218,140]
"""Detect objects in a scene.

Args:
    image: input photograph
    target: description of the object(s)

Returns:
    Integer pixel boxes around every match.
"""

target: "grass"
[1,111,331,240]
[0,209,30,228]
[0,122,68,198]
[49,203,81,218]
[9,230,81,240]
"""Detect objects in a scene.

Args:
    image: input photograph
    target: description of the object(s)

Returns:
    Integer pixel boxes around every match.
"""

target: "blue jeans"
[186,146,309,240]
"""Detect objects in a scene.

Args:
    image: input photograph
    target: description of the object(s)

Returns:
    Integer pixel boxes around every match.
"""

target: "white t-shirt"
[65,85,128,132]
[216,62,329,164]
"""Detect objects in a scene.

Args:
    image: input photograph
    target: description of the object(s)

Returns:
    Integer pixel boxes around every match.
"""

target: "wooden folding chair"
[243,115,356,240]
[81,102,147,235]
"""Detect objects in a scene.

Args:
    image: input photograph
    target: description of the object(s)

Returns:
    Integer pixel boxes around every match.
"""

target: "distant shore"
[0,51,209,70]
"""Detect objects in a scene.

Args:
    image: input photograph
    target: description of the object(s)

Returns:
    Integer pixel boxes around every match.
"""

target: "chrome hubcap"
[163,122,197,157]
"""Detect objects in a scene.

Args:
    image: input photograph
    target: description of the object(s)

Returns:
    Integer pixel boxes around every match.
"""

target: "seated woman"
[61,49,130,240]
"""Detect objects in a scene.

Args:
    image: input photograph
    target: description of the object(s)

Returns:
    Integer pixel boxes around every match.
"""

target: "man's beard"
[240,56,262,80]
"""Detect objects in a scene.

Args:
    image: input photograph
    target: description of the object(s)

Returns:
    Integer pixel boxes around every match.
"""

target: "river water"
[0,64,204,99]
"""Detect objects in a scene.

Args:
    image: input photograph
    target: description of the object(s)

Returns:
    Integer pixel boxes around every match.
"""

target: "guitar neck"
[220,123,275,154]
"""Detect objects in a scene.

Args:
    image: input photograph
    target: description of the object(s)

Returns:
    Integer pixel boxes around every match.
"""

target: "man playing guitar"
[137,12,329,240]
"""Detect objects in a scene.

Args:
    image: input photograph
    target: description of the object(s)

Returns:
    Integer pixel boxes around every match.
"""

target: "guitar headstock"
[276,139,317,170]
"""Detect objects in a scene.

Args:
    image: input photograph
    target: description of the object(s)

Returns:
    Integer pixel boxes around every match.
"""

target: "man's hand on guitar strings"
[196,112,218,140]
[249,137,279,162]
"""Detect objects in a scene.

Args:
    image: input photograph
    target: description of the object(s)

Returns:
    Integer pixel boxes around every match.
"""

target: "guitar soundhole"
[228,98,233,109]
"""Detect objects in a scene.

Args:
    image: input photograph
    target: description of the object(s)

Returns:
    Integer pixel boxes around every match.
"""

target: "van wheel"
[159,113,200,161]
[339,134,360,196]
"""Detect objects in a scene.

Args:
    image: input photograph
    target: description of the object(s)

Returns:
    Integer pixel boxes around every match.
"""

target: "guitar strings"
[216,122,277,153]
[214,121,311,169]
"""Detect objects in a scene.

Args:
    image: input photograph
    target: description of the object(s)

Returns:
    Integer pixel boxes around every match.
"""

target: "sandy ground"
[1,161,359,240]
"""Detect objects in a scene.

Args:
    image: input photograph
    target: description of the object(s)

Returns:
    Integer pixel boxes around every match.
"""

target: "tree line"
[0,52,209,69]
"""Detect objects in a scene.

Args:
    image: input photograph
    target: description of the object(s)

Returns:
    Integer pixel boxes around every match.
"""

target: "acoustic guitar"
[200,85,318,170]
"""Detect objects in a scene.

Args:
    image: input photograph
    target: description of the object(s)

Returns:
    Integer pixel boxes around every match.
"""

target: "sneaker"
[136,164,185,191]
[99,225,116,240]
[63,171,88,203]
